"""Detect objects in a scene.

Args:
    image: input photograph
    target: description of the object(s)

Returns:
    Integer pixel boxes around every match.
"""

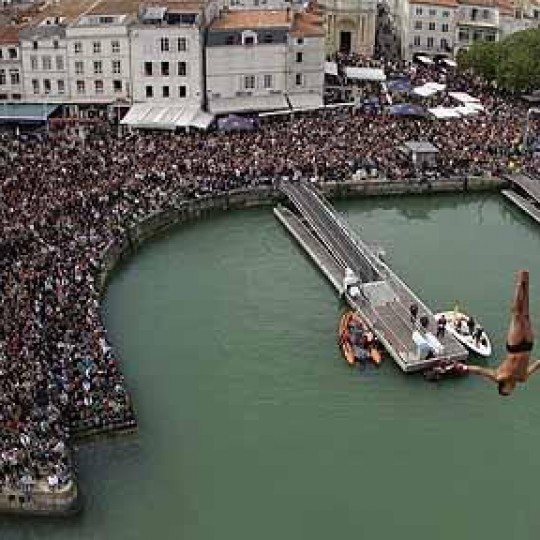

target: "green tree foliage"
[458,28,540,92]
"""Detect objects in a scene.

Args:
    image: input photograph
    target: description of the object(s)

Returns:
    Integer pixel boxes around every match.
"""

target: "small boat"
[435,310,492,357]
[423,360,469,382]
[338,310,383,366]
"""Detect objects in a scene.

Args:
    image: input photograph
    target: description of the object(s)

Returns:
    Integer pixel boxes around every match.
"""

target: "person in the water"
[467,270,540,396]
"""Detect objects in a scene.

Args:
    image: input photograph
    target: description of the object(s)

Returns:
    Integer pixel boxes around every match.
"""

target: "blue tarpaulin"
[386,79,412,93]
[217,114,257,131]
[388,103,427,117]
[0,103,59,123]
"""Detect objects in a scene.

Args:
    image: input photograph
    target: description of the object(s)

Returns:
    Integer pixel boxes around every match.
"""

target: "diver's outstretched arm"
[467,364,498,382]
[527,360,540,378]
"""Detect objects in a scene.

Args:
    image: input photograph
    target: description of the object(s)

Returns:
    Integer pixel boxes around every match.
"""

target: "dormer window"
[242,31,257,46]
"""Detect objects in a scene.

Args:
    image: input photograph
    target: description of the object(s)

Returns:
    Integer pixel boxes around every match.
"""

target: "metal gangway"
[275,181,468,372]
[502,173,540,225]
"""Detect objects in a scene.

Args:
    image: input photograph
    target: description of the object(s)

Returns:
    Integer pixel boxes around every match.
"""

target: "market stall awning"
[208,94,289,114]
[386,78,412,93]
[190,109,214,129]
[344,67,386,81]
[448,91,480,104]
[429,106,462,119]
[443,59,457,68]
[416,55,434,65]
[0,103,59,122]
[324,61,338,76]
[388,103,427,117]
[413,82,445,97]
[287,93,323,111]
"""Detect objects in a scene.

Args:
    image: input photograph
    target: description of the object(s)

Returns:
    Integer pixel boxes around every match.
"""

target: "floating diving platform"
[275,182,468,373]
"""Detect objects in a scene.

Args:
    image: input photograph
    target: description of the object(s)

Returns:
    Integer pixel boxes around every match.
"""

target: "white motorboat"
[435,310,492,357]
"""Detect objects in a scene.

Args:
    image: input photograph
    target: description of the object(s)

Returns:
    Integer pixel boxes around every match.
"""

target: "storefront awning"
[0,103,59,122]
[121,103,213,130]
[324,61,338,76]
[208,94,289,114]
[287,93,323,111]
[449,92,480,104]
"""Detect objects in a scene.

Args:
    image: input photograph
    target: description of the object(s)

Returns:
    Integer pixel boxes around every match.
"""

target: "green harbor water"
[3,193,540,539]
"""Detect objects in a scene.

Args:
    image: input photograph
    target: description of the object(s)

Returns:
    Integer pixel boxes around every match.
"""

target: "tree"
[458,28,540,93]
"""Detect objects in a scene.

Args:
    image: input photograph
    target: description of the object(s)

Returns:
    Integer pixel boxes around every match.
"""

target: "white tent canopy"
[413,83,445,97]
[429,107,462,119]
[324,61,338,76]
[121,103,214,129]
[416,55,434,64]
[344,67,386,81]
[455,103,485,116]
[443,59,457,67]
[449,91,480,104]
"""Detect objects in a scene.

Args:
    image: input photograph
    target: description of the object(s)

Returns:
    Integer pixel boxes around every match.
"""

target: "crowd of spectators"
[0,60,538,499]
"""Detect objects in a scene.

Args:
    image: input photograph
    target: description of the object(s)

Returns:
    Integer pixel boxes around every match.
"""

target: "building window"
[415,7,422,15]
[94,61,102,75]
[33,41,38,50]
[428,22,436,31]
[160,37,170,52]
[9,70,19,85]
[113,79,122,92]
[263,74,272,89]
[95,80,103,94]
[442,10,450,17]
[482,9,490,19]
[30,55,38,70]
[77,80,85,94]
[414,21,422,30]
[74,42,82,54]
[177,37,187,51]
[8,48,17,59]
[56,55,64,70]
[296,52,303,63]
[295,73,303,86]
[57,79,65,94]
[146,85,153,98]
[244,75,255,89]
[161,61,169,76]
[471,8,478,20]
[427,37,434,48]
[429,9,436,16]
[43,79,51,94]
[225,35,235,45]
[112,60,121,74]
[111,40,120,53]
[75,61,84,75]
[413,35,421,46]
[178,85,187,98]
[0,70,6,85]
[442,23,449,32]
[162,85,169,98]
[263,33,273,44]
[32,79,39,94]
[244,35,255,45]
[93,41,101,54]
[42,56,52,70]
[0,50,2,60]
[178,61,186,76]
[441,38,449,50]
[144,62,153,76]
[473,30,482,41]
[53,40,59,49]
[11,93,21,100]
[486,33,496,41]
[297,37,304,45]
[459,29,469,41]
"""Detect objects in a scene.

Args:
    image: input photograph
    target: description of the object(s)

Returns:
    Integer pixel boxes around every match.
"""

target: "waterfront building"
[64,0,137,119]
[318,0,377,56]
[0,25,24,101]
[205,8,325,114]
[398,0,458,60]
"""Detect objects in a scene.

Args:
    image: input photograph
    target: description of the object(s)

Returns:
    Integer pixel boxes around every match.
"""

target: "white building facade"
[129,1,219,107]
[399,0,458,60]
[455,0,500,51]
[205,9,324,114]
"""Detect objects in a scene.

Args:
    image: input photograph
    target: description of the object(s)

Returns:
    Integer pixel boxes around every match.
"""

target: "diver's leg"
[507,270,533,345]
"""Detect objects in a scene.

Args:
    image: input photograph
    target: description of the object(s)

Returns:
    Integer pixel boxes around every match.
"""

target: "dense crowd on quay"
[0,61,538,503]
